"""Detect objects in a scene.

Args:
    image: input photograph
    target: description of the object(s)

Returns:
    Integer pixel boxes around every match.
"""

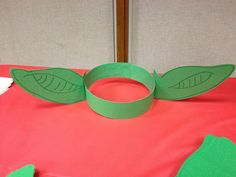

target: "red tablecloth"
[0,65,236,177]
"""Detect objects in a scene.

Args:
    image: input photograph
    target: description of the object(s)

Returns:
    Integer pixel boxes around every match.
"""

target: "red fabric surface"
[0,64,236,177]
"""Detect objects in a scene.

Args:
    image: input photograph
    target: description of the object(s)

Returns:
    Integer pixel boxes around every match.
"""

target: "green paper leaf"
[7,164,35,177]
[11,68,86,104]
[154,64,235,100]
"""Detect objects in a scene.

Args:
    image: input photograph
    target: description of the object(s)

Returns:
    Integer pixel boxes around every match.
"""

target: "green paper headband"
[11,63,235,119]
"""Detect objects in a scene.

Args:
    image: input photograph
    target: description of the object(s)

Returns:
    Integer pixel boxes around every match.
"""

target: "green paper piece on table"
[10,63,235,119]
[154,64,235,100]
[11,68,85,104]
[176,135,236,177]
[83,63,155,118]
[7,164,35,177]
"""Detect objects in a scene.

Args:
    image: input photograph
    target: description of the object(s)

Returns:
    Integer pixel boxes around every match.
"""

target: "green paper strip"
[7,164,35,177]
[84,63,156,119]
[154,64,235,100]
[11,68,85,104]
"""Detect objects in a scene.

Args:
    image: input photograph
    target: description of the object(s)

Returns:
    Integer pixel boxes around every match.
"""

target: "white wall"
[0,0,114,69]
[131,0,236,76]
[1,0,236,76]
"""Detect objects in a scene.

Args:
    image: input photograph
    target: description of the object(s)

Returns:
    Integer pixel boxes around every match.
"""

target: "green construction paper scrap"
[7,164,35,177]
[154,64,235,100]
[11,68,85,104]
[176,134,236,177]
[83,63,156,119]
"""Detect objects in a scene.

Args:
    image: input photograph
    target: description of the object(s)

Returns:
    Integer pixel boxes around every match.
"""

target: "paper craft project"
[83,63,155,118]
[0,77,13,95]
[176,135,236,177]
[11,68,85,104]
[154,65,235,100]
[7,164,35,177]
[10,63,235,119]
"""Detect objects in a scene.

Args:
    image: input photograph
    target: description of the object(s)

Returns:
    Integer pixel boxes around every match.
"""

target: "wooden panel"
[116,0,129,62]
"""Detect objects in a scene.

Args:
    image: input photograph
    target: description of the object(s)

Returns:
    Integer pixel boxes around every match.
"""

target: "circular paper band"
[84,63,155,119]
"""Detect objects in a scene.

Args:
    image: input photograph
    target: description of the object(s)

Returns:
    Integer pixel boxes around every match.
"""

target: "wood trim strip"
[116,0,129,62]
